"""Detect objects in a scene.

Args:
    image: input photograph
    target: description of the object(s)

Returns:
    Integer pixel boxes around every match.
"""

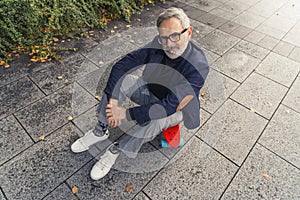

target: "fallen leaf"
[114,26,118,29]
[30,58,39,62]
[137,18,141,22]
[130,40,135,43]
[0,60,5,65]
[15,54,21,58]
[262,173,270,180]
[26,63,32,67]
[67,116,73,121]
[125,183,133,192]
[250,108,256,113]
[95,95,100,100]
[72,186,79,194]
[39,135,45,141]
[111,30,115,33]
[61,40,65,43]
[4,64,10,68]
[53,37,59,42]
[201,92,206,97]
[146,8,150,11]
[99,61,104,65]
[57,75,63,80]
[126,25,131,28]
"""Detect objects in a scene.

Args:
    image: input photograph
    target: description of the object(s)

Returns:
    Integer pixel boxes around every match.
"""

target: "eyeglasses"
[158,28,188,44]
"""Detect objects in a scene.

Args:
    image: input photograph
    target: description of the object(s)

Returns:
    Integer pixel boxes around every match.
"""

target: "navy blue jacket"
[104,37,209,129]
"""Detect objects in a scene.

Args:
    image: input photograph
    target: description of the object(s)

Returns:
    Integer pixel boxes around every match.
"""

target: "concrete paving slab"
[234,40,269,60]
[230,25,253,39]
[43,183,76,200]
[255,52,300,87]
[150,108,211,159]
[231,73,288,119]
[76,58,100,80]
[277,0,300,21]
[197,13,228,28]
[0,124,93,200]
[87,35,136,67]
[212,48,261,82]
[0,189,5,200]
[221,144,300,199]
[289,46,300,63]
[200,69,240,113]
[199,29,240,55]
[191,19,215,39]
[144,137,238,199]
[197,100,268,165]
[257,35,279,50]
[134,192,150,200]
[29,54,85,95]
[232,11,266,29]
[209,8,237,20]
[0,115,33,166]
[244,30,266,44]
[247,0,288,18]
[188,0,223,12]
[255,24,287,40]
[259,105,300,169]
[15,83,97,142]
[283,76,300,113]
[201,47,220,65]
[0,76,45,120]
[181,5,207,22]
[262,14,297,33]
[222,0,251,15]
[66,143,168,200]
[124,27,158,48]
[218,21,240,34]
[283,22,300,47]
[272,40,295,57]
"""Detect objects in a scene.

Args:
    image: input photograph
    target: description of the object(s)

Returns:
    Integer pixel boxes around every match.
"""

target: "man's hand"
[106,99,126,128]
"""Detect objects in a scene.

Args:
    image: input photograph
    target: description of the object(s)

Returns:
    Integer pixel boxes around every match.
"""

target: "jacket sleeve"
[104,48,149,98]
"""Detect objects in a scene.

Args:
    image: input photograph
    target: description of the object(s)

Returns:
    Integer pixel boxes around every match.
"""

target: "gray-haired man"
[71,7,209,180]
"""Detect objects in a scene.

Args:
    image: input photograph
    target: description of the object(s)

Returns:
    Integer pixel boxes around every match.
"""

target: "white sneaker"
[71,129,109,153]
[90,144,120,180]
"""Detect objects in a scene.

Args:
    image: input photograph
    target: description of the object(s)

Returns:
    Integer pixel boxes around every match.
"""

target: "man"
[71,7,209,181]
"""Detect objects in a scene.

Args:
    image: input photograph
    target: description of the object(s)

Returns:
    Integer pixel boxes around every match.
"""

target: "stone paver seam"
[12,112,36,143]
[132,191,152,200]
[0,187,8,200]
[41,182,78,200]
[257,142,300,172]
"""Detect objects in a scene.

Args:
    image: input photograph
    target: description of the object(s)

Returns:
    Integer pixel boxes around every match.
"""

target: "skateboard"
[160,95,193,148]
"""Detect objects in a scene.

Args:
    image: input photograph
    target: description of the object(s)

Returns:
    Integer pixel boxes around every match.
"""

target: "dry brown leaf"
[57,75,63,80]
[39,135,45,141]
[72,186,79,194]
[126,25,131,28]
[67,116,73,121]
[201,92,206,97]
[137,18,141,22]
[262,173,270,180]
[125,183,133,192]
[130,40,135,43]
[0,60,5,65]
[27,63,32,67]
[4,64,10,68]
[53,37,59,42]
[15,54,21,58]
[30,58,39,62]
[95,95,100,100]
[111,30,115,33]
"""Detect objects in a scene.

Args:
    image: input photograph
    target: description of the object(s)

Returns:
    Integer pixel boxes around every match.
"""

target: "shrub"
[0,0,162,66]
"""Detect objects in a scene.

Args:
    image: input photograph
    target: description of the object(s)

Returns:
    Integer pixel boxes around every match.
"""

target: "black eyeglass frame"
[158,28,188,44]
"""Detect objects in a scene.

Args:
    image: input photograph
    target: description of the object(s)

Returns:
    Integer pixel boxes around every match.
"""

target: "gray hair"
[156,7,190,29]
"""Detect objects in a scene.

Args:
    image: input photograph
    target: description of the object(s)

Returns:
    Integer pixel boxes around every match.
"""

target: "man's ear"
[187,26,193,38]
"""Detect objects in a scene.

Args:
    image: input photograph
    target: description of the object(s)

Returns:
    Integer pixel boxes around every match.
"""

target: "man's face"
[158,17,192,59]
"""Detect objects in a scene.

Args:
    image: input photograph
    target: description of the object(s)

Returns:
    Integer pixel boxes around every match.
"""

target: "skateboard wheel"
[161,139,168,148]
[179,138,184,147]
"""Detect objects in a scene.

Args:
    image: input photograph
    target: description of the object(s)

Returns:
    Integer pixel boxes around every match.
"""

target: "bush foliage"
[0,0,161,66]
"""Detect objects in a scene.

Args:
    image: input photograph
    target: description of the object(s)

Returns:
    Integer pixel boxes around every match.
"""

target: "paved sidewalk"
[1,0,300,199]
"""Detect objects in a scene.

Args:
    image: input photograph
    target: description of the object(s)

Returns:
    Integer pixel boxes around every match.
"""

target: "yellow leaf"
[39,135,45,141]
[99,61,104,65]
[67,116,73,121]
[114,26,118,29]
[95,95,100,100]
[130,40,135,43]
[126,25,131,28]
[72,186,79,194]
[53,37,59,42]
[111,30,115,33]
[4,64,10,69]
[57,75,63,80]
[201,92,206,97]
[125,183,133,192]
[30,58,39,62]
[27,63,32,67]
[262,173,270,180]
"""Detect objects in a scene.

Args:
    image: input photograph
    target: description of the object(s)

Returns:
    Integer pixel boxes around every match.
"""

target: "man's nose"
[165,38,175,47]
